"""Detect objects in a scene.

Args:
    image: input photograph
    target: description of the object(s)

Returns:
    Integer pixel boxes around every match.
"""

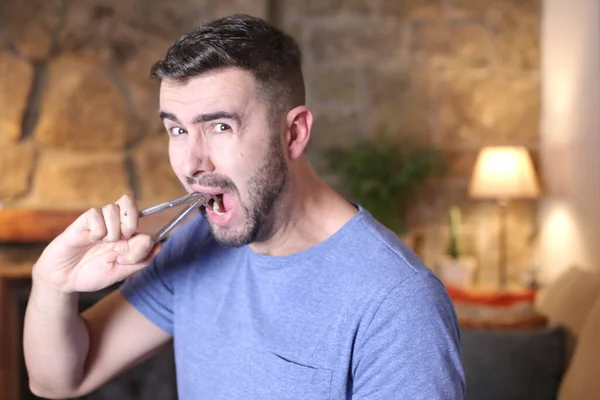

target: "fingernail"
[117,256,126,264]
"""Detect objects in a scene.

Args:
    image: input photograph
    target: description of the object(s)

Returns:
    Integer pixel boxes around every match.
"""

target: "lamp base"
[497,199,509,290]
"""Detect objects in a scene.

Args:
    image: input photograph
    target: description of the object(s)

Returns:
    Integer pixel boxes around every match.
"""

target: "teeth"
[212,195,225,215]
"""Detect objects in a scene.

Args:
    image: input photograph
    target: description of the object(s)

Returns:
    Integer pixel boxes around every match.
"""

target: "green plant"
[448,205,462,259]
[322,130,446,235]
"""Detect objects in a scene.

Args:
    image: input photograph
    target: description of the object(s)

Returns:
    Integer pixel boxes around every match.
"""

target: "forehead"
[159,68,259,115]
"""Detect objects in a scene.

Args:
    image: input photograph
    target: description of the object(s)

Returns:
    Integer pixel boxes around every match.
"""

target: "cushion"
[558,293,600,400]
[461,326,568,400]
[536,266,599,338]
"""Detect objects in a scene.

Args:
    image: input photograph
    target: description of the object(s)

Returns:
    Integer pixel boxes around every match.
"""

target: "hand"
[33,195,161,293]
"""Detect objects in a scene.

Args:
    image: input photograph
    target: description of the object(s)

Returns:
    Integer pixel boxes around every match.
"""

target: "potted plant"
[437,205,477,288]
[321,129,445,237]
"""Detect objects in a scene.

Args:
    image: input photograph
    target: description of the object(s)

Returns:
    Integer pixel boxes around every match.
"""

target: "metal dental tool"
[138,192,213,243]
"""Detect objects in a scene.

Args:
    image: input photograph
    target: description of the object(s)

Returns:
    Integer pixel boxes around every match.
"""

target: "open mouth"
[206,194,226,215]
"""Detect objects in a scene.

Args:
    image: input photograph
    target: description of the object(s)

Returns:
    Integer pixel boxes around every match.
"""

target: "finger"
[112,243,162,282]
[116,234,155,265]
[59,208,107,247]
[115,194,139,239]
[102,204,121,242]
[87,208,108,242]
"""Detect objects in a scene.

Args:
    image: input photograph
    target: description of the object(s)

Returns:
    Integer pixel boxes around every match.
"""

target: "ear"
[284,106,313,160]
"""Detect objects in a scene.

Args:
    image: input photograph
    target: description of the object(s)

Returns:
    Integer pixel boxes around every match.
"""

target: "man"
[23,14,465,399]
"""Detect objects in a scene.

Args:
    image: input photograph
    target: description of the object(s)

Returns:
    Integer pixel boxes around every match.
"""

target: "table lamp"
[468,146,540,289]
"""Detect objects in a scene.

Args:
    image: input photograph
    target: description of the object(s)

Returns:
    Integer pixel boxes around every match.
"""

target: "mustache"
[187,175,238,193]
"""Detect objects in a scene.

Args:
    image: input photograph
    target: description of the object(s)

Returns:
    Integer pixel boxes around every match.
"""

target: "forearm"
[23,275,90,398]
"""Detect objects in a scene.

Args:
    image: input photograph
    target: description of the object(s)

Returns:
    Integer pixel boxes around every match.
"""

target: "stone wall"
[280,0,542,285]
[0,0,541,285]
[0,0,267,211]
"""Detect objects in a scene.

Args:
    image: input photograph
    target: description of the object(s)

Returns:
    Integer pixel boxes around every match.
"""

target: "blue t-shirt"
[121,207,465,399]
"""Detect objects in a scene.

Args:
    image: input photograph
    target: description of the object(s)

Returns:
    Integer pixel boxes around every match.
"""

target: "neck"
[249,160,358,256]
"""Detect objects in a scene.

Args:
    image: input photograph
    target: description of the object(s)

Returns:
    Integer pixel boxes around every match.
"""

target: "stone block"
[367,66,433,139]
[309,108,364,151]
[59,0,197,60]
[211,0,268,19]
[309,19,403,65]
[309,66,359,105]
[282,0,373,16]
[58,0,268,66]
[307,107,365,173]
[280,20,304,47]
[0,142,36,200]
[0,0,62,60]
[411,21,491,68]
[127,79,163,134]
[490,1,541,70]
[447,0,490,20]
[28,151,131,209]
[442,149,479,179]
[58,1,118,63]
[131,136,186,207]
[35,56,134,150]
[0,51,34,142]
[438,75,540,147]
[381,0,443,19]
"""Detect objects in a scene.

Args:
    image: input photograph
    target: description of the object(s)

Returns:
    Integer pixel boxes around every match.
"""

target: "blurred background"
[0,0,598,399]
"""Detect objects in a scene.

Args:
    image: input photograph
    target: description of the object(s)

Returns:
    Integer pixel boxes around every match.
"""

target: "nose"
[181,134,215,177]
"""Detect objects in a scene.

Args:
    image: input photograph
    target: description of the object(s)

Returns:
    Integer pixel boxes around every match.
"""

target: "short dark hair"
[150,14,305,123]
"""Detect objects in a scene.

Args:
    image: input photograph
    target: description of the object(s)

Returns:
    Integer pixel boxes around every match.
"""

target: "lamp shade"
[469,146,540,199]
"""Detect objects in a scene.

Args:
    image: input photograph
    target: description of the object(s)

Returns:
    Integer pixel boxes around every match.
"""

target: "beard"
[195,132,288,247]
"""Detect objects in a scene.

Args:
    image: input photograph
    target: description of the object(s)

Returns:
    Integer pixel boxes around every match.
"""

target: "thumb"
[113,241,163,281]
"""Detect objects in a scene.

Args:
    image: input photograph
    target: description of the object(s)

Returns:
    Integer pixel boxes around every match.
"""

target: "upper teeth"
[212,196,224,215]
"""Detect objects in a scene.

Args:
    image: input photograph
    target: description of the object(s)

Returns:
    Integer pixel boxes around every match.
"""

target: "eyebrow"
[159,111,242,126]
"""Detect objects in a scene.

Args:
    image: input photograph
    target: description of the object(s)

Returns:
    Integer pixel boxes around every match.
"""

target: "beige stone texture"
[0,51,34,143]
[131,135,186,208]
[0,0,542,285]
[381,0,443,19]
[309,66,359,105]
[442,149,479,179]
[282,0,374,16]
[0,142,36,200]
[210,0,268,20]
[309,108,364,151]
[58,0,202,60]
[307,108,365,174]
[0,0,63,60]
[367,66,433,138]
[447,0,490,19]
[411,21,491,68]
[58,0,267,62]
[438,75,540,147]
[127,80,163,134]
[28,151,131,209]
[35,56,133,150]
[490,0,541,70]
[309,19,403,64]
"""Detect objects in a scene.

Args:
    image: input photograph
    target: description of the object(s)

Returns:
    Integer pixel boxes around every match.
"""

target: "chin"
[201,210,255,247]
[211,227,254,248]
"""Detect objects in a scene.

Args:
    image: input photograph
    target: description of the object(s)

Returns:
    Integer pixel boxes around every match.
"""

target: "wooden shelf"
[0,208,83,243]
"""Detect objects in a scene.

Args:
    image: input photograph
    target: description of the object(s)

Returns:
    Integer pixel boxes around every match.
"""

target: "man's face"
[159,68,288,247]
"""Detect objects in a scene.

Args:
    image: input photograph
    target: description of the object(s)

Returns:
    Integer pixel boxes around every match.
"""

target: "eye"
[169,126,187,136]
[214,123,232,133]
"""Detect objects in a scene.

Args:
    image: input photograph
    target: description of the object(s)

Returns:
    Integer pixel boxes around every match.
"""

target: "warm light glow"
[537,199,591,283]
[469,146,540,199]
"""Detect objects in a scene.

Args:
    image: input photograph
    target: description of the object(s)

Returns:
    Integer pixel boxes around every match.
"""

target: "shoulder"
[335,209,438,294]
